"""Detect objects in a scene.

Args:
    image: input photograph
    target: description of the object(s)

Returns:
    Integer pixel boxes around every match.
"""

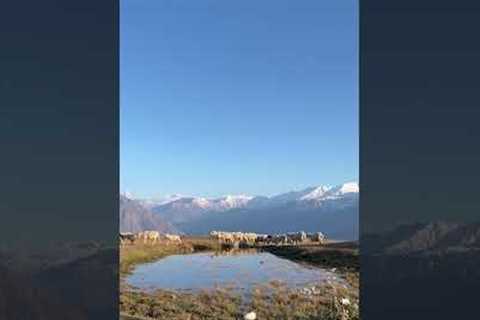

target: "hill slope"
[120,195,177,233]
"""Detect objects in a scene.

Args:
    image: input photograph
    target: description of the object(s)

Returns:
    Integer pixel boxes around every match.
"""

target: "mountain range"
[121,182,359,240]
[119,195,177,234]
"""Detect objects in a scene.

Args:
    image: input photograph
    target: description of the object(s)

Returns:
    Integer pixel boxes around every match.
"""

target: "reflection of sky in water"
[127,251,336,292]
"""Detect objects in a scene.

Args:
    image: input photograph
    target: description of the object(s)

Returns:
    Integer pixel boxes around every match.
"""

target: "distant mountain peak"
[338,181,359,194]
[217,194,254,208]
[222,194,253,200]
[298,182,358,203]
[300,185,332,200]
[192,197,210,208]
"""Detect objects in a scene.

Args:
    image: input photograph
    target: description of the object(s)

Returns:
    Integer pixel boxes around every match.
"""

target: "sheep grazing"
[272,234,288,246]
[135,230,160,245]
[120,231,161,245]
[210,231,234,244]
[210,231,258,247]
[209,230,327,247]
[164,233,182,244]
[119,232,136,246]
[241,232,258,245]
[255,234,269,245]
[307,232,327,244]
[286,231,307,245]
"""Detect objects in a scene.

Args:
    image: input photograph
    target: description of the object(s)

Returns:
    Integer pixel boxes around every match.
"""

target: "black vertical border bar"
[361,1,480,319]
[0,1,119,319]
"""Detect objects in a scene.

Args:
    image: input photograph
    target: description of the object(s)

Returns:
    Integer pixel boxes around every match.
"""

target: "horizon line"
[121,180,359,200]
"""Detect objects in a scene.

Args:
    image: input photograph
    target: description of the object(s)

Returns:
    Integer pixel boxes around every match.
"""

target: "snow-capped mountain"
[299,182,359,207]
[138,194,185,209]
[128,181,360,239]
[147,181,358,213]
[303,182,358,199]
[300,185,332,201]
[216,194,254,210]
[150,195,255,224]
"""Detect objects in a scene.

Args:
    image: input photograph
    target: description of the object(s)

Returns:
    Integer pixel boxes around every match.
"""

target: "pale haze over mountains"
[120,181,358,240]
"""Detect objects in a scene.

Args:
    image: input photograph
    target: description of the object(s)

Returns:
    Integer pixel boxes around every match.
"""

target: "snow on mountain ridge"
[139,194,185,208]
[300,185,333,200]
[214,195,255,209]
[338,182,359,194]
[300,182,359,206]
[137,181,358,211]
[192,197,210,208]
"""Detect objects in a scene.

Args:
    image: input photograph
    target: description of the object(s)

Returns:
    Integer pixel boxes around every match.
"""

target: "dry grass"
[120,237,219,276]
[250,281,358,320]
[121,281,358,320]
[119,238,359,320]
[263,242,359,274]
[121,288,241,320]
[120,243,189,276]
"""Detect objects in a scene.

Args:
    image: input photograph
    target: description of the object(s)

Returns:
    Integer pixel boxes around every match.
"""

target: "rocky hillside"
[120,195,177,233]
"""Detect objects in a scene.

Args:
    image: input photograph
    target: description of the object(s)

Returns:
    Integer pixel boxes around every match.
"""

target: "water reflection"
[211,248,260,256]
[127,249,337,293]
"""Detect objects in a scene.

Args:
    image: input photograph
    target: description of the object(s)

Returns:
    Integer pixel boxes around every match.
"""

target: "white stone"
[244,311,257,320]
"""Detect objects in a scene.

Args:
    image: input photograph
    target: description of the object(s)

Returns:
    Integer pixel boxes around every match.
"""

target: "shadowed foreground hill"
[362,222,480,320]
[0,241,120,319]
[0,259,90,319]
[33,248,117,319]
[0,243,118,319]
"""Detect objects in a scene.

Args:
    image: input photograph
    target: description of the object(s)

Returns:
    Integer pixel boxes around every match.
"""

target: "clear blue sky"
[121,0,358,198]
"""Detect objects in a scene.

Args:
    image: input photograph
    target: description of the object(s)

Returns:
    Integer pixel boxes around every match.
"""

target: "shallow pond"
[126,249,340,293]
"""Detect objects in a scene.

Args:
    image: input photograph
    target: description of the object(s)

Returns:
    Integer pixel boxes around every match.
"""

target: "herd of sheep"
[209,230,327,247]
[119,231,181,246]
[120,230,327,247]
